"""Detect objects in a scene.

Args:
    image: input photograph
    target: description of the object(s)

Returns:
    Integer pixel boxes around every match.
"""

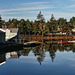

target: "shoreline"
[21,35,75,41]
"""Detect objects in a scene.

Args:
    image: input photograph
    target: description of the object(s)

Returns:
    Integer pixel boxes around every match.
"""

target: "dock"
[23,41,41,47]
[68,41,75,43]
[0,41,41,50]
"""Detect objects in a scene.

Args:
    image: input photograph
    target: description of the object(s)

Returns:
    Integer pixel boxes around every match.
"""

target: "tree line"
[0,11,75,35]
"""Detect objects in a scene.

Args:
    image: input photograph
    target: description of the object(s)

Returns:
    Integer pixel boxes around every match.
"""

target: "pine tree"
[37,11,45,22]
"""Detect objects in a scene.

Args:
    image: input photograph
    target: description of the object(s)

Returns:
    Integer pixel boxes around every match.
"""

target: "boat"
[68,41,75,43]
[59,41,68,43]
[23,41,41,47]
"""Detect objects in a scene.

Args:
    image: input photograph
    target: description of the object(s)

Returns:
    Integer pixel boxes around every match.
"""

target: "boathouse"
[0,28,20,42]
[0,30,5,43]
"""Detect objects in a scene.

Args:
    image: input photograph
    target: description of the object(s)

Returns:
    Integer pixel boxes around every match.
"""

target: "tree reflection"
[0,53,6,65]
[32,45,45,65]
[46,43,57,62]
[0,42,75,65]
[21,47,31,56]
[32,41,75,64]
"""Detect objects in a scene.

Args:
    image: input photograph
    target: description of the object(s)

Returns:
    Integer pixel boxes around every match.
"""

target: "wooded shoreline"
[21,35,75,41]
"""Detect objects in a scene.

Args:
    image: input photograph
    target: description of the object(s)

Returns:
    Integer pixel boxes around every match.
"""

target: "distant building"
[0,28,20,42]
[0,30,5,43]
[72,28,75,35]
[72,28,75,32]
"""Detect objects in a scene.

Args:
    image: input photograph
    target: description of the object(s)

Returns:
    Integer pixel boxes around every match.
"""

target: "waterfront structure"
[72,28,75,32]
[0,28,20,42]
[0,30,5,43]
[72,28,75,34]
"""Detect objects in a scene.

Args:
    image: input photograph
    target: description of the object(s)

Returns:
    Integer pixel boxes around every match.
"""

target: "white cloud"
[2,16,36,21]
[0,1,75,21]
[21,2,47,5]
[43,12,75,21]
[0,1,56,15]
[1,10,39,15]
[54,12,75,18]
[0,6,54,13]
[43,11,75,17]
[3,11,75,21]
[65,4,75,8]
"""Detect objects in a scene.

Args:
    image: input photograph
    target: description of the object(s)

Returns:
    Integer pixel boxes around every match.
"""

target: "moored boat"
[23,41,41,47]
[68,41,75,43]
[59,41,68,43]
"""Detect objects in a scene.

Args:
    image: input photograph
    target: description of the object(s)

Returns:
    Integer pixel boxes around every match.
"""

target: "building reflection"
[0,42,75,65]
[0,51,21,66]
[6,51,21,59]
[0,53,6,65]
[0,47,31,65]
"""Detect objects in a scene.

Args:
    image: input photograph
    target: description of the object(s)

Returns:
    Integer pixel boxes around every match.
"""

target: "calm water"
[0,42,75,75]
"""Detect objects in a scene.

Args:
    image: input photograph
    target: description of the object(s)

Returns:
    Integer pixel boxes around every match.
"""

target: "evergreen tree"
[37,11,45,22]
[50,14,58,33]
[70,17,75,28]
[37,11,46,36]
[50,14,55,21]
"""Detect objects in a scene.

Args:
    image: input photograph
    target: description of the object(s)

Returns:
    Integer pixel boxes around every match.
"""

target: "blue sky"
[0,0,75,21]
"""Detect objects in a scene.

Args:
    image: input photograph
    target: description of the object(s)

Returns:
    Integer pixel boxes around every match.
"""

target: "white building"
[0,30,5,43]
[72,28,75,32]
[0,28,20,42]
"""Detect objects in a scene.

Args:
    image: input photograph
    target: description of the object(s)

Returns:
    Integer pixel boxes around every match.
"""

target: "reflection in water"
[33,46,45,65]
[0,42,75,66]
[0,53,6,65]
[0,47,31,65]
[6,51,21,59]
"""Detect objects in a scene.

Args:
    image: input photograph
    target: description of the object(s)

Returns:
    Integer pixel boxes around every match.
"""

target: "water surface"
[0,42,75,75]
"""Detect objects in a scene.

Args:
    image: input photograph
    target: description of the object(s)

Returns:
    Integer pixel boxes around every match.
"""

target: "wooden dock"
[68,41,75,43]
[0,41,41,50]
[23,41,41,47]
